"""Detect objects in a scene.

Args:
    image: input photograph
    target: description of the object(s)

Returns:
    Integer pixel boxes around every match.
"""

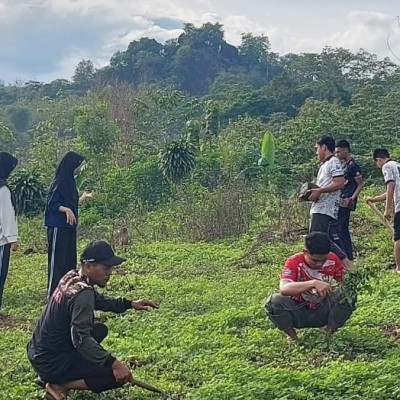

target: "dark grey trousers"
[265,291,354,332]
[310,213,347,260]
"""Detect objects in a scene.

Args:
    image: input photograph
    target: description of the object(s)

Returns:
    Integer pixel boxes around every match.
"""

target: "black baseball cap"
[80,240,126,267]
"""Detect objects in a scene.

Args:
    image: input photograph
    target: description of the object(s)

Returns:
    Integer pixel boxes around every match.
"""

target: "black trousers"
[33,323,121,394]
[336,207,353,260]
[0,243,11,310]
[47,227,77,298]
[310,213,346,260]
[266,292,354,332]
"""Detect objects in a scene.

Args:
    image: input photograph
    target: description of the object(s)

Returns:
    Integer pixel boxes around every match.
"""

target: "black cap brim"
[102,255,126,267]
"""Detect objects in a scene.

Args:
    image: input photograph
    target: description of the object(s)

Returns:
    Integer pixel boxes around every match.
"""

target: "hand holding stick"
[130,376,163,394]
[366,201,394,234]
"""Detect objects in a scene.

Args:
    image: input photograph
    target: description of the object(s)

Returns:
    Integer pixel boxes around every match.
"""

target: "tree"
[173,23,229,94]
[73,60,95,90]
[239,33,271,68]
[75,103,116,156]
[108,38,166,85]
[238,33,280,82]
[74,103,118,180]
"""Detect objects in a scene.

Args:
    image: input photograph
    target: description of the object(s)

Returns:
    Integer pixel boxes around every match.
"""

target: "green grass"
[1,219,400,399]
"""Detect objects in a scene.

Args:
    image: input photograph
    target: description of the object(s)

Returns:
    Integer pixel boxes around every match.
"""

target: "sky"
[1,0,400,83]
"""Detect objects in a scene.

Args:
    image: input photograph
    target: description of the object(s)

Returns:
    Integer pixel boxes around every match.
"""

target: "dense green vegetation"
[2,22,400,399]
[1,201,400,400]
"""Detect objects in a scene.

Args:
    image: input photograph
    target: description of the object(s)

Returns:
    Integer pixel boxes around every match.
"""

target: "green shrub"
[177,180,253,241]
[130,156,171,208]
[9,169,46,216]
[192,148,224,190]
[95,157,171,218]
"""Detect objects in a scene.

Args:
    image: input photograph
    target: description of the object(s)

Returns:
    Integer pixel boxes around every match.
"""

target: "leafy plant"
[159,139,196,184]
[9,169,46,216]
[339,263,382,306]
[258,131,275,168]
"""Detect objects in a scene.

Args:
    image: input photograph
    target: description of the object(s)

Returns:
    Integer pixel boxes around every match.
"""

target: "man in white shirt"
[366,148,400,273]
[0,152,19,317]
[307,136,350,267]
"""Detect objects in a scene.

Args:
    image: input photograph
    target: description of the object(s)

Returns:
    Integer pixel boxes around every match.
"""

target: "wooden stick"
[131,377,163,394]
[367,201,394,234]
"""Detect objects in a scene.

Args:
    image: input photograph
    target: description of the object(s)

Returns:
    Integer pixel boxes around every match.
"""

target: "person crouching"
[265,232,354,341]
[27,240,158,400]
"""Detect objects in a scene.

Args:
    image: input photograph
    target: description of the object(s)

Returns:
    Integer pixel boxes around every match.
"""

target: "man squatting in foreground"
[27,240,159,400]
[265,232,354,340]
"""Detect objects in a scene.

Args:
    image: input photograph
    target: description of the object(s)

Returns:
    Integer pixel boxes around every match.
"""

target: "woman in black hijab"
[45,151,87,298]
[0,152,18,316]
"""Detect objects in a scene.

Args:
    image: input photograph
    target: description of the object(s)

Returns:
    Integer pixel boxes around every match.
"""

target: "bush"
[9,169,46,216]
[178,180,253,241]
[217,116,269,179]
[95,156,171,218]
[192,148,224,190]
[130,156,172,208]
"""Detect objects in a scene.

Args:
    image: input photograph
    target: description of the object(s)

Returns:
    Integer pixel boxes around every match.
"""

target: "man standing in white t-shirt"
[307,136,349,264]
[366,148,400,273]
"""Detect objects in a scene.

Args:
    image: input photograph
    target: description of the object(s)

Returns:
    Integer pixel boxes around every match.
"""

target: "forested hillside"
[1,22,400,237]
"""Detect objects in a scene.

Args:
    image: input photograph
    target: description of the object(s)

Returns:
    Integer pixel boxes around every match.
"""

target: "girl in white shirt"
[0,152,18,316]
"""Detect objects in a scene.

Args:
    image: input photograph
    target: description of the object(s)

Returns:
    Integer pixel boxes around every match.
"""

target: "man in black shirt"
[27,240,158,400]
[335,140,363,264]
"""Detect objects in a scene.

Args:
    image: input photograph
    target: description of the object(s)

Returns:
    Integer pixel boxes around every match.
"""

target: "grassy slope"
[1,215,400,400]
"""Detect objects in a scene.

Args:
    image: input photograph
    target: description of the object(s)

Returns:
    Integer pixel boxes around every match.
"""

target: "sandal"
[34,377,46,389]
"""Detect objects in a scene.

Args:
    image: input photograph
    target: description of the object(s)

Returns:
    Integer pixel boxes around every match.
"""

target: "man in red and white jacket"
[266,232,354,340]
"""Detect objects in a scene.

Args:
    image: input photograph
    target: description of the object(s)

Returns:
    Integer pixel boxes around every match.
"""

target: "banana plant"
[258,131,275,169]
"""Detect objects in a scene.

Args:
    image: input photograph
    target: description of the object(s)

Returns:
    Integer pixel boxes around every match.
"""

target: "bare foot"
[396,268,400,274]
[45,383,67,400]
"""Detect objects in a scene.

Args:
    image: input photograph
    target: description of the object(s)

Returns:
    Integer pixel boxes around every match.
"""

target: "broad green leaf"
[260,131,275,168]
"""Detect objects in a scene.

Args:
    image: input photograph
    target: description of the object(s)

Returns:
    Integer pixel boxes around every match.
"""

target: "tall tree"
[73,60,95,90]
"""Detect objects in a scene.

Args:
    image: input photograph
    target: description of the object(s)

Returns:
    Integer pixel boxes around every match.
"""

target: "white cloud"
[220,15,266,44]
[43,0,200,21]
[1,1,399,83]
[325,10,400,60]
[252,10,400,60]
[329,11,392,50]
